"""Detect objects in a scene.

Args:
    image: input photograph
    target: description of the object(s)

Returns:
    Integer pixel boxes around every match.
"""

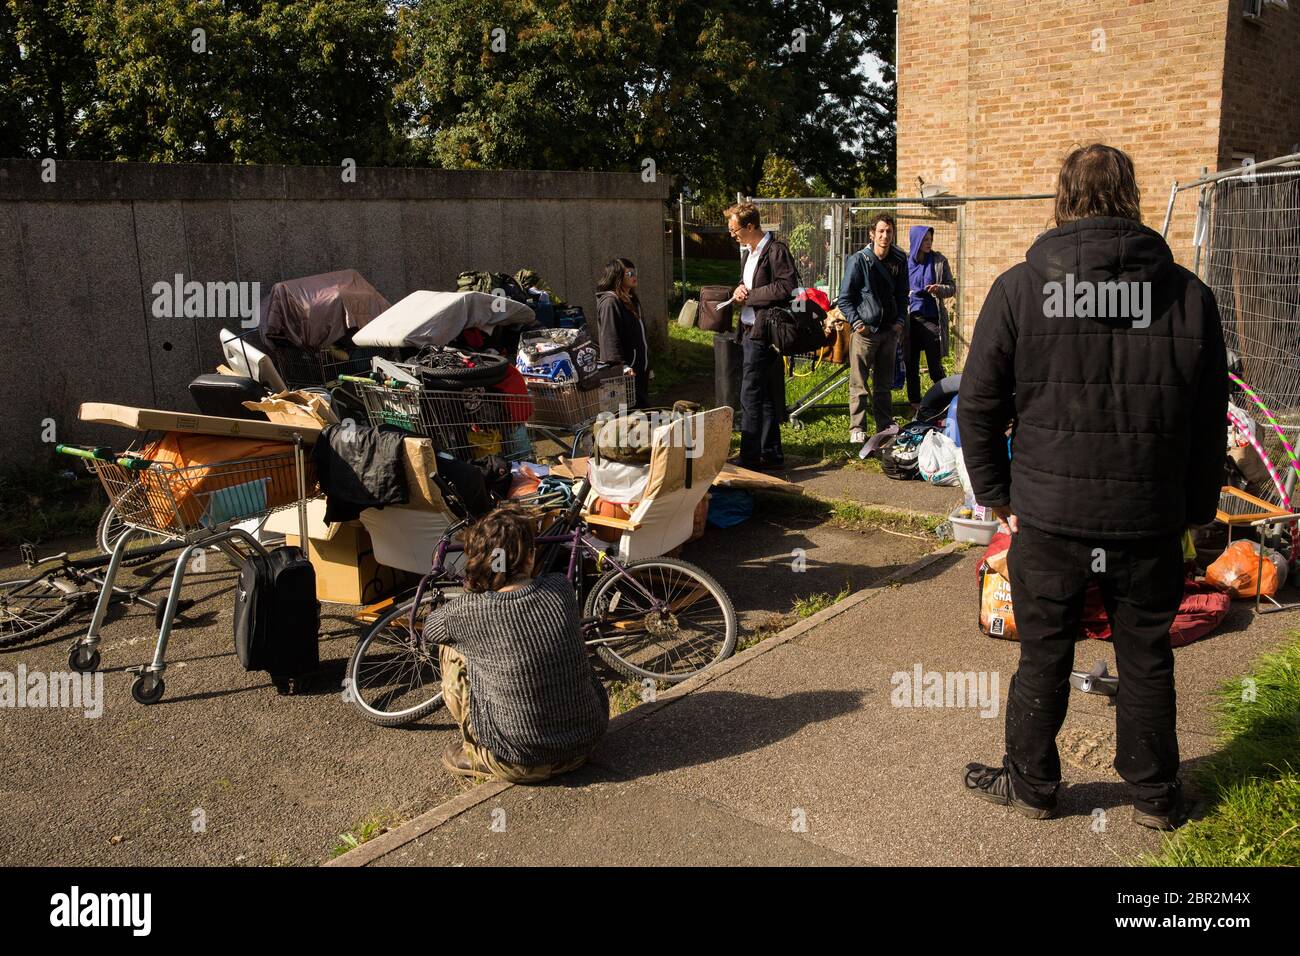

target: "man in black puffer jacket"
[958,144,1228,830]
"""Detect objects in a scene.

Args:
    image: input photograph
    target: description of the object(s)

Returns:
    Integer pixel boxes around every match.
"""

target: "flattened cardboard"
[80,402,322,444]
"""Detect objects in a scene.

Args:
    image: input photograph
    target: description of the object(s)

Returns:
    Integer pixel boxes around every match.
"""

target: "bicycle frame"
[406,517,668,647]
[18,540,185,610]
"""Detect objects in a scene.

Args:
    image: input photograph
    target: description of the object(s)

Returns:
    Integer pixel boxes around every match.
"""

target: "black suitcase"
[233,545,320,693]
[189,373,270,420]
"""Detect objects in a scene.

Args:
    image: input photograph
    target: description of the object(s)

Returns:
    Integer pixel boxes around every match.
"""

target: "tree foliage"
[2,0,896,195]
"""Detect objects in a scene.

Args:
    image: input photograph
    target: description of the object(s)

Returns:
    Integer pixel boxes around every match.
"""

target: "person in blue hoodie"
[905,225,957,418]
[838,213,910,452]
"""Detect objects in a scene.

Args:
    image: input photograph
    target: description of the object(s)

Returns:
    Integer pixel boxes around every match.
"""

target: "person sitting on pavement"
[837,213,910,456]
[424,506,609,784]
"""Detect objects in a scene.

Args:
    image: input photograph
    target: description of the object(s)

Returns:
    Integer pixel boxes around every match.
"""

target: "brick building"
[896,0,1300,353]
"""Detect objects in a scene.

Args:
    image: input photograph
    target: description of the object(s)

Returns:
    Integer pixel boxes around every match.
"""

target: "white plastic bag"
[918,430,960,486]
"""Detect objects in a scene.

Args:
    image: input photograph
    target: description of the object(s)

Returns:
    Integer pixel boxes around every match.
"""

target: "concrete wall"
[0,160,668,462]
[897,0,1236,353]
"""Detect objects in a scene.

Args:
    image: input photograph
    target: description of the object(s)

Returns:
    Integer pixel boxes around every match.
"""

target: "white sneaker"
[859,423,900,459]
[849,428,868,445]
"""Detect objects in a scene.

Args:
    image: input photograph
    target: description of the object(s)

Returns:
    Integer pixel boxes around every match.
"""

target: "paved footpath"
[332,545,1295,867]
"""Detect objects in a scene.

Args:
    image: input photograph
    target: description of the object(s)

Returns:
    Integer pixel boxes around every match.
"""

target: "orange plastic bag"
[1206,540,1286,598]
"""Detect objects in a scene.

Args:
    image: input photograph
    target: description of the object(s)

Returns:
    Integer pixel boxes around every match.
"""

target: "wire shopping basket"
[525,374,637,429]
[87,450,317,538]
[270,344,376,390]
[347,378,535,462]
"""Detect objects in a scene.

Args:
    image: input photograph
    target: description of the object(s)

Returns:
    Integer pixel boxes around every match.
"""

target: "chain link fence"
[740,194,1054,366]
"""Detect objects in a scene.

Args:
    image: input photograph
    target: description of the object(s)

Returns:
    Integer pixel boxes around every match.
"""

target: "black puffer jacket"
[958,217,1228,539]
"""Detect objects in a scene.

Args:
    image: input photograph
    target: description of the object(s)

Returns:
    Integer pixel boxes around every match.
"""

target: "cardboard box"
[243,390,340,429]
[80,403,323,444]
[264,500,406,605]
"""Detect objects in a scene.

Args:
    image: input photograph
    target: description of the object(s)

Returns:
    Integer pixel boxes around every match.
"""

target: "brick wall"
[1220,0,1300,168]
[898,0,1233,355]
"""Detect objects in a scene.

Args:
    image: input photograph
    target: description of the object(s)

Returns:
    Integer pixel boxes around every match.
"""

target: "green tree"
[395,0,895,196]
[756,154,809,198]
[76,0,404,163]
[2,0,99,158]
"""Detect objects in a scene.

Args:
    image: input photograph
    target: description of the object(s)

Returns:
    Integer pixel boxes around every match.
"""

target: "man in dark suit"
[725,201,800,471]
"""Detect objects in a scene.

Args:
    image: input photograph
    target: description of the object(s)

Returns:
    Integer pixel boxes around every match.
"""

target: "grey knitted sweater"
[425,574,609,766]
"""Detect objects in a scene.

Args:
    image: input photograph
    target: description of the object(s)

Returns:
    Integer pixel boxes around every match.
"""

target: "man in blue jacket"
[838,214,910,451]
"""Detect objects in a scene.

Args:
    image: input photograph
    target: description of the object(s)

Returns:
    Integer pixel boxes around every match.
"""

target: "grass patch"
[331,809,403,859]
[651,323,716,400]
[792,583,853,619]
[780,354,957,463]
[670,257,739,305]
[608,679,661,717]
[1143,638,1300,867]
[0,458,105,549]
[755,488,945,538]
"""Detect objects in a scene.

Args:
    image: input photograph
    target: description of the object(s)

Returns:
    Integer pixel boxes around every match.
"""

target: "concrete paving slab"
[374,764,856,867]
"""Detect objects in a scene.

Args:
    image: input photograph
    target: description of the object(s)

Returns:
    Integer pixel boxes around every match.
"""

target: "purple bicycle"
[344,476,737,726]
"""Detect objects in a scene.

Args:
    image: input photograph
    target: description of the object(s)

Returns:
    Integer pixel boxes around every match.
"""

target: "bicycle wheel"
[96,504,173,568]
[0,577,79,647]
[584,557,737,683]
[346,590,447,726]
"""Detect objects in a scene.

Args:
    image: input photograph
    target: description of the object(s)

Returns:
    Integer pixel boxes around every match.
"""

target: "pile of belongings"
[352,290,535,350]
[880,422,960,485]
[259,269,390,351]
[515,328,601,385]
[585,401,706,543]
[976,531,1231,645]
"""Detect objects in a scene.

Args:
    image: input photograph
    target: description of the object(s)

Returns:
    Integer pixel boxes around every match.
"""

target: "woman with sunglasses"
[595,257,651,408]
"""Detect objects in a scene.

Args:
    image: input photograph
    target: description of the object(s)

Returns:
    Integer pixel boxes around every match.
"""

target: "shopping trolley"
[341,368,637,461]
[268,343,378,389]
[524,373,638,457]
[340,373,535,462]
[55,438,315,704]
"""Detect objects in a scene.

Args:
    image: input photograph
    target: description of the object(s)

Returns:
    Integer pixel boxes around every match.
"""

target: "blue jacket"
[837,245,909,333]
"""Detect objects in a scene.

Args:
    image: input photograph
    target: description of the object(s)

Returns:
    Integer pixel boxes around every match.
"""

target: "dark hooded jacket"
[595,290,650,407]
[957,217,1227,539]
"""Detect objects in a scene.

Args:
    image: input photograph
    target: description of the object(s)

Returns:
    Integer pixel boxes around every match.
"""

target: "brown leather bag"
[698,285,735,333]
[815,308,852,365]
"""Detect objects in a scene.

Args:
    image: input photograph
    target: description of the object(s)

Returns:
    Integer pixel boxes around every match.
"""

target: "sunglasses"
[624,269,637,277]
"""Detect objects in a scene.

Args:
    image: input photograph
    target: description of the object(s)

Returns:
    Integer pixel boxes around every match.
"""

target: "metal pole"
[678,192,687,294]
[1160,180,1180,237]
[1192,167,1208,276]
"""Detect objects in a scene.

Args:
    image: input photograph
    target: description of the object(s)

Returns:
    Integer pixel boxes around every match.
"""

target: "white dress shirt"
[740,231,771,326]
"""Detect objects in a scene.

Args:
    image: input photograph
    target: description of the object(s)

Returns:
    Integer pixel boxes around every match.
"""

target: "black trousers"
[906,314,943,405]
[1004,522,1185,815]
[739,336,784,465]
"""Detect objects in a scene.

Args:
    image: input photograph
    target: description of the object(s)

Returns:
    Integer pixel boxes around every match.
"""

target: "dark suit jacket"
[733,235,800,343]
